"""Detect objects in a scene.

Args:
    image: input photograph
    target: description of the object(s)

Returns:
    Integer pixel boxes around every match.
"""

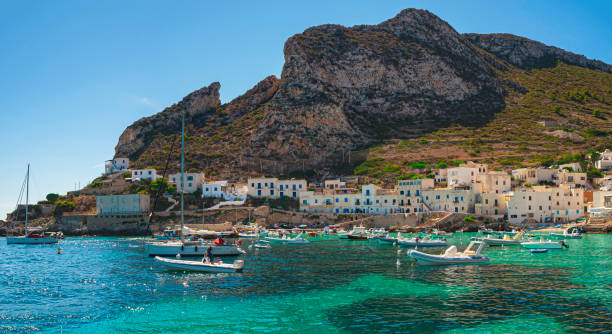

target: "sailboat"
[145,109,244,258]
[7,164,60,245]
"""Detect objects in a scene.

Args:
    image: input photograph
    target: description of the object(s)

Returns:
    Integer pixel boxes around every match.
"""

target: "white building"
[247,177,307,199]
[169,172,205,194]
[475,193,507,219]
[559,162,583,172]
[595,149,612,170]
[96,194,150,214]
[422,188,472,213]
[506,190,553,225]
[476,171,511,194]
[105,158,129,175]
[202,181,247,200]
[511,168,556,185]
[131,169,159,182]
[553,170,588,187]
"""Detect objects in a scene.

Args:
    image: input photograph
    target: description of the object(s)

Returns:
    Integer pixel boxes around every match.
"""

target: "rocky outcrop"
[115,82,221,158]
[464,33,611,72]
[249,9,505,165]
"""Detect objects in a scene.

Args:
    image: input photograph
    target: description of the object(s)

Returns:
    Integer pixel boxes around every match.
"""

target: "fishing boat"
[265,233,309,244]
[397,234,447,247]
[482,232,525,246]
[407,241,490,265]
[154,256,245,273]
[347,225,368,240]
[7,164,60,245]
[521,240,568,249]
[147,109,245,259]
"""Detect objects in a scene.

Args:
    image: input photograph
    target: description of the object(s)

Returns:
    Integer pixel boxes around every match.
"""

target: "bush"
[410,162,426,169]
[123,171,131,178]
[53,201,76,216]
[464,216,475,222]
[435,162,447,168]
[426,173,435,179]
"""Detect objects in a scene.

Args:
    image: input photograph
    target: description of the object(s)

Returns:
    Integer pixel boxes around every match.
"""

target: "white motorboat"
[521,240,568,249]
[549,230,582,239]
[154,256,244,273]
[407,241,490,265]
[347,225,369,240]
[482,232,525,246]
[397,235,447,247]
[145,241,245,257]
[265,233,309,244]
[238,233,258,238]
[6,164,60,245]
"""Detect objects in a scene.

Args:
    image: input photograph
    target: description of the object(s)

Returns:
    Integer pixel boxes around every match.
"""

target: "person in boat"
[203,246,213,263]
[214,237,225,246]
[415,235,420,243]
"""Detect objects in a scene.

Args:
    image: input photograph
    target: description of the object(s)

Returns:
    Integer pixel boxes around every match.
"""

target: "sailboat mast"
[180,109,185,242]
[25,163,29,236]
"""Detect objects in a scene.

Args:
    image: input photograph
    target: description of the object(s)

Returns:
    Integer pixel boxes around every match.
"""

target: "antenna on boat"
[180,107,185,243]
[25,163,29,236]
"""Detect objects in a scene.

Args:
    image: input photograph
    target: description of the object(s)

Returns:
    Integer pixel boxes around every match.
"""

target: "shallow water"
[0,234,610,333]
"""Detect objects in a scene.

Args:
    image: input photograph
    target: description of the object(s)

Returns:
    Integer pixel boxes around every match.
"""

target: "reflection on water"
[0,234,610,333]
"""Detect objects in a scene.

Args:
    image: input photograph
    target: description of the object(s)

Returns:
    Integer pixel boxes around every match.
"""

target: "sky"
[0,0,610,219]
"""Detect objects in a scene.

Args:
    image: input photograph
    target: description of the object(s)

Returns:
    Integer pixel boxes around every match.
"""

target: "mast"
[25,163,29,236]
[180,108,185,242]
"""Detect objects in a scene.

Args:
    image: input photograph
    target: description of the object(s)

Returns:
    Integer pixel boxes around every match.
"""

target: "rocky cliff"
[114,8,611,177]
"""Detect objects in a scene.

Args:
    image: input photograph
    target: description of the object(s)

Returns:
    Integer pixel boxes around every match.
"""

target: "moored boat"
[482,232,525,246]
[145,241,245,257]
[521,240,568,249]
[407,241,489,265]
[265,233,309,244]
[397,234,447,247]
[154,256,245,273]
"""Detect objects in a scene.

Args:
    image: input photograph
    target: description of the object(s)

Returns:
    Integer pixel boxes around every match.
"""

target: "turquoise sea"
[0,234,610,333]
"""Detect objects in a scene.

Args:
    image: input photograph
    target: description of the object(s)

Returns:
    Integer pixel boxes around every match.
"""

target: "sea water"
[0,234,610,333]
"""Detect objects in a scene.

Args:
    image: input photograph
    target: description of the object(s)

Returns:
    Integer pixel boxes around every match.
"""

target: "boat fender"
[181,245,184,251]
[195,245,198,252]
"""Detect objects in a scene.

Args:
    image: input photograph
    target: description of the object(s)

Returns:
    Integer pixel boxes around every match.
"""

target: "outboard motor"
[560,241,569,248]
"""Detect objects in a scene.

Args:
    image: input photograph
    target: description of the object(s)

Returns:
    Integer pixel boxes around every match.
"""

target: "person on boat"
[203,246,213,263]
[214,237,225,246]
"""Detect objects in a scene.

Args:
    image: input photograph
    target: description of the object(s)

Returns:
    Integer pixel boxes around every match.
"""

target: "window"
[264,183,268,187]
[366,190,370,196]
[539,206,542,210]
[446,194,449,199]
[251,183,254,187]
[214,187,217,191]
[270,183,274,188]
[280,191,284,197]
[188,183,192,187]
[416,190,420,196]
[257,183,261,189]
[407,190,411,197]
[425,196,429,200]
[344,198,348,202]
[335,198,339,203]
[270,190,274,196]
[187,176,193,181]
[529,196,532,201]
[205,187,209,191]
[528,206,531,210]
[292,192,296,198]
[257,190,261,196]
[299,184,302,189]
[485,199,489,204]
[494,199,498,206]
[303,200,307,205]
[400,190,404,195]
[292,184,296,190]
[455,207,458,212]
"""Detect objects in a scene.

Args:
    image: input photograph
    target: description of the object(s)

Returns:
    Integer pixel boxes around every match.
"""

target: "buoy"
[57,248,61,255]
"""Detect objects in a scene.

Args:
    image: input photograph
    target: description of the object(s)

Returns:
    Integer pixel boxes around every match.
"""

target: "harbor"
[0,233,610,333]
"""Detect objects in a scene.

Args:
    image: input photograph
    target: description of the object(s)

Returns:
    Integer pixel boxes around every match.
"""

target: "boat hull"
[549,233,582,239]
[264,237,309,244]
[6,237,59,244]
[347,235,368,240]
[407,250,489,265]
[521,242,562,249]
[154,256,244,272]
[145,243,245,257]
[397,240,447,247]
[482,238,522,246]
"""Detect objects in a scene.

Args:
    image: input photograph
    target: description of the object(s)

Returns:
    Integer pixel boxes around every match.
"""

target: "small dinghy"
[407,241,489,266]
[530,249,548,253]
[521,240,568,249]
[154,256,245,273]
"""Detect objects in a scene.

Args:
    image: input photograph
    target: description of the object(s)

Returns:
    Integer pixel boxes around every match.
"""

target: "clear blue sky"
[0,0,610,218]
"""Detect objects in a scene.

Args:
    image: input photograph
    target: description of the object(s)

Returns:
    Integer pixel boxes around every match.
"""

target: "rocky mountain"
[114,8,611,179]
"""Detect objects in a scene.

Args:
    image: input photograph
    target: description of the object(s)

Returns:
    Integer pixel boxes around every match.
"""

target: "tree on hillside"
[46,193,59,203]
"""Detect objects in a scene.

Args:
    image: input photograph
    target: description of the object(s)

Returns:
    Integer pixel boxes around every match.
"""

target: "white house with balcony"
[131,169,159,182]
[105,158,129,175]
[202,181,247,200]
[247,177,307,199]
[595,149,612,170]
[169,172,205,193]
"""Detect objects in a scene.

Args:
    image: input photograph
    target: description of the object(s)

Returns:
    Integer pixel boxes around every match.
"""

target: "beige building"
[549,185,585,222]
[422,188,472,213]
[506,190,553,224]
[324,179,346,190]
[476,171,511,194]
[512,168,556,185]
[169,172,205,193]
[553,170,587,187]
[475,193,507,219]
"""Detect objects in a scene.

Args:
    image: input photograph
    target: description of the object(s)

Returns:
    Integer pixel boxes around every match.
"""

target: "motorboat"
[154,256,245,273]
[521,240,568,249]
[347,225,368,240]
[407,241,490,265]
[397,234,447,247]
[482,232,525,246]
[377,233,397,244]
[549,230,582,239]
[265,233,309,244]
[145,240,245,257]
